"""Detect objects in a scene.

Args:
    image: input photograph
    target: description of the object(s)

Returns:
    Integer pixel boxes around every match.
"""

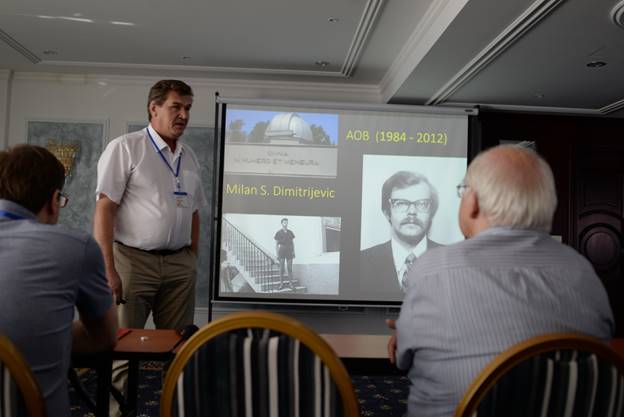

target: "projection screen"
[214,98,475,306]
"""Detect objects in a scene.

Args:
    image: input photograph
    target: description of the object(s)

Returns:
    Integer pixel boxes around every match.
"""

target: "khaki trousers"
[110,242,197,416]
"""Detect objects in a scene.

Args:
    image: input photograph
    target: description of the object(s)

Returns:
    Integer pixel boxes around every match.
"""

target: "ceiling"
[1,0,624,117]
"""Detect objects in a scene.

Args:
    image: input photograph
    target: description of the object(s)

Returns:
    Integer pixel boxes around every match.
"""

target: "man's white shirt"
[96,125,208,250]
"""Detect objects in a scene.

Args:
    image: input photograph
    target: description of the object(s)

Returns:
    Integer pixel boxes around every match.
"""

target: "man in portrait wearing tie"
[360,171,443,298]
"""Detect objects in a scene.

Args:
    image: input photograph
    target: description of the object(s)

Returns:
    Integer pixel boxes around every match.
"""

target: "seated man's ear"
[465,190,492,235]
[52,189,61,209]
[459,189,484,239]
[38,190,61,224]
[465,191,480,220]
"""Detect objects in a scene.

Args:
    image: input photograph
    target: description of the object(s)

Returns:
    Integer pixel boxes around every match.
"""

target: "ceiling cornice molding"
[378,0,469,103]
[0,27,40,64]
[12,72,382,97]
[599,98,624,114]
[426,0,566,105]
[39,60,346,78]
[341,0,384,77]
[0,69,12,81]
[449,102,603,116]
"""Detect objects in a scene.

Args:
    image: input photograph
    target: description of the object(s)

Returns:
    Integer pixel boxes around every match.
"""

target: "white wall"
[3,71,398,336]
[0,70,11,148]
[6,72,381,147]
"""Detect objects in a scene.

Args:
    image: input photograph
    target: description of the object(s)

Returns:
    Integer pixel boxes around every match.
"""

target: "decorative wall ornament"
[46,138,80,177]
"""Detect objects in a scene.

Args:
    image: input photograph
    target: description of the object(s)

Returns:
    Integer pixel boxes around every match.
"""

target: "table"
[72,328,182,417]
[322,335,624,360]
[320,333,388,358]
[610,338,624,359]
[321,334,624,374]
[320,333,399,374]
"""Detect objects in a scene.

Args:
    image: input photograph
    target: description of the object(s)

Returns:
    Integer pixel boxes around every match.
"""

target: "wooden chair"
[0,335,45,417]
[161,311,359,417]
[455,333,624,417]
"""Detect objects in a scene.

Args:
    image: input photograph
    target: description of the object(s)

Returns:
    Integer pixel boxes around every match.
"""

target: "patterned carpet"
[70,362,164,417]
[69,362,409,417]
[353,375,409,417]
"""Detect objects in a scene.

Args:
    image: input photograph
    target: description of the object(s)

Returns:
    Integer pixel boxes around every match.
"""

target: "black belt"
[115,241,188,256]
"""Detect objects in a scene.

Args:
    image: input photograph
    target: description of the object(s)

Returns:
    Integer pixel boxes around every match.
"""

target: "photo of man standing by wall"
[274,217,296,290]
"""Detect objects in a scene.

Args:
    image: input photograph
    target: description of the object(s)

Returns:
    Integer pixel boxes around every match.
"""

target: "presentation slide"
[217,103,468,305]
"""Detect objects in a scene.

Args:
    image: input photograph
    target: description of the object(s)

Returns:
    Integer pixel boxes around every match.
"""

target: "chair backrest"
[455,333,624,417]
[160,311,359,417]
[0,335,45,417]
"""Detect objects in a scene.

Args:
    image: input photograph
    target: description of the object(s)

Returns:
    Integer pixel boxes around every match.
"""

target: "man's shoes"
[277,283,284,290]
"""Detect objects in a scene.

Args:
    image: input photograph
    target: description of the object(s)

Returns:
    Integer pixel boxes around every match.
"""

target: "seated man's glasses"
[456,183,470,198]
[57,191,69,208]
[389,198,432,214]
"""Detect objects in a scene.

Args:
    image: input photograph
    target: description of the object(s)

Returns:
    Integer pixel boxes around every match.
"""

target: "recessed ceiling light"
[328,17,339,23]
[36,14,92,22]
[72,13,82,17]
[58,16,93,23]
[42,50,58,56]
[586,61,607,68]
[535,93,544,99]
[315,60,330,67]
[110,21,135,26]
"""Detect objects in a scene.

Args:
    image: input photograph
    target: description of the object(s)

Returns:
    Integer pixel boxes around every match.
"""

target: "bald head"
[462,145,557,233]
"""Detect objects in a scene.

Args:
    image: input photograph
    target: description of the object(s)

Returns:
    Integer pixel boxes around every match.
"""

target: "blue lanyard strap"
[146,128,182,179]
[0,210,26,220]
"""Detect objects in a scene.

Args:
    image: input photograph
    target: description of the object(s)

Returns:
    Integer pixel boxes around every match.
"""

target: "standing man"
[0,145,117,417]
[94,80,207,412]
[360,171,442,297]
[388,145,614,417]
[274,217,296,290]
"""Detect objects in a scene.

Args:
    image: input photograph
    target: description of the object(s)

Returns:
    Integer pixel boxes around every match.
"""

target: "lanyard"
[0,210,27,220]
[146,128,183,190]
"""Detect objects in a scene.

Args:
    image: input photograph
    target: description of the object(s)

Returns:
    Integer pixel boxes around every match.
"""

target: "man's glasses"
[389,198,432,214]
[456,183,469,198]
[57,191,69,208]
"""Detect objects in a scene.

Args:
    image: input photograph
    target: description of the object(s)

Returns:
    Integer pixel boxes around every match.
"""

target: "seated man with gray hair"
[388,145,614,417]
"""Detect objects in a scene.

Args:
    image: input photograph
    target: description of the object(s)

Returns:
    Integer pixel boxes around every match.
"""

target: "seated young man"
[0,144,117,417]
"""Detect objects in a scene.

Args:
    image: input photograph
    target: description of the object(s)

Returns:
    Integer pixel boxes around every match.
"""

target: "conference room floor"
[69,336,624,417]
[69,361,410,417]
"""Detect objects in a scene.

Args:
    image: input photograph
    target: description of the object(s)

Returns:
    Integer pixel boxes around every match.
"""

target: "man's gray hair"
[465,145,557,232]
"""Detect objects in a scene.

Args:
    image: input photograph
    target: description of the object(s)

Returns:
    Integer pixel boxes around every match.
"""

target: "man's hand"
[106,267,124,305]
[72,307,118,353]
[386,318,397,365]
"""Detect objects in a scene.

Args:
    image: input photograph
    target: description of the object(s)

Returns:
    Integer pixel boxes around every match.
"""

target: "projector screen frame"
[209,98,480,311]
